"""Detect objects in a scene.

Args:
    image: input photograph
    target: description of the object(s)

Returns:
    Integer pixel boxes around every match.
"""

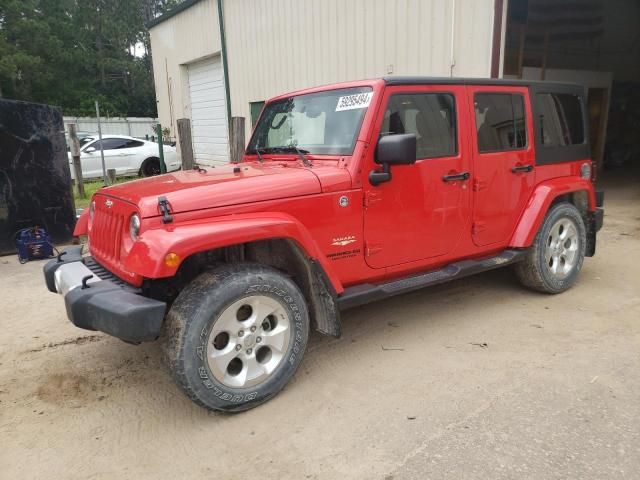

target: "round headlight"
[129,214,140,241]
[88,200,96,228]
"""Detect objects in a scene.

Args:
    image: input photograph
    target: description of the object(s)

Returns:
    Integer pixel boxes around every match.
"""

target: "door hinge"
[365,242,383,257]
[473,179,487,192]
[364,191,383,207]
[472,222,486,235]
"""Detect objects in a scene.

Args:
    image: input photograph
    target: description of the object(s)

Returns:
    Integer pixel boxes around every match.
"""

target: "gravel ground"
[1,168,638,479]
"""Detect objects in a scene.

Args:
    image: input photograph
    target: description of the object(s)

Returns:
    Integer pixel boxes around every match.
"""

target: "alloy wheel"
[206,295,291,388]
[544,218,579,280]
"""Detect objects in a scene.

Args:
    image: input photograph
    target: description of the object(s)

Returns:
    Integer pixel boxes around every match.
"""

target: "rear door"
[362,85,472,268]
[468,86,536,246]
[118,139,145,174]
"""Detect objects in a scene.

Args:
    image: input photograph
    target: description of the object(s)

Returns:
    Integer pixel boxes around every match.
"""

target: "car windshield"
[247,86,373,156]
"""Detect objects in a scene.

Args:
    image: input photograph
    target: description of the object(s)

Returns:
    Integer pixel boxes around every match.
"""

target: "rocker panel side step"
[337,249,526,310]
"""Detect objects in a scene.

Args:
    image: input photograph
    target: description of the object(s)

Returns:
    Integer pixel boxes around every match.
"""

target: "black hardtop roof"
[383,76,584,91]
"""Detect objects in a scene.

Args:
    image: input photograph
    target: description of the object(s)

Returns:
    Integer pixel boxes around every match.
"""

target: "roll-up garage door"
[187,56,229,165]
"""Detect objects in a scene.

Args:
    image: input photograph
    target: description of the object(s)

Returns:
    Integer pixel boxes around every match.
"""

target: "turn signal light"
[580,162,592,180]
[164,252,181,268]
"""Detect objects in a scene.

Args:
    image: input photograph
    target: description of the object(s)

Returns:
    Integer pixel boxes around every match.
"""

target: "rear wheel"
[515,202,586,293]
[140,157,161,177]
[163,264,310,412]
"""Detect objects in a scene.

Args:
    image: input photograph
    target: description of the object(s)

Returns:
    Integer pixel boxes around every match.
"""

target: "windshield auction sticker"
[335,92,374,111]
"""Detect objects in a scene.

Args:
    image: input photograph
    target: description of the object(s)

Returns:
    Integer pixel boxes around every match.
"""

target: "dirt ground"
[1,168,639,480]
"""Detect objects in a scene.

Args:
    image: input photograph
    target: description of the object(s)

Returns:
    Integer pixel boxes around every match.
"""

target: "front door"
[81,138,131,178]
[468,86,536,246]
[79,139,102,178]
[363,85,471,269]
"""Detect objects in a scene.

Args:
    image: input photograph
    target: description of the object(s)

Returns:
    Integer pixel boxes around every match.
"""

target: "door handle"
[442,172,470,182]
[511,164,534,173]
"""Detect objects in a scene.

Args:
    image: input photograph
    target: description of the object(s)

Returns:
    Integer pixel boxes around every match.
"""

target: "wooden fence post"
[107,168,116,184]
[68,123,85,198]
[177,118,195,170]
[229,117,246,163]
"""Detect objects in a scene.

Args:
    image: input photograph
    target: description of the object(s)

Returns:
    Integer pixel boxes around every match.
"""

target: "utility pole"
[95,100,108,185]
[68,124,85,198]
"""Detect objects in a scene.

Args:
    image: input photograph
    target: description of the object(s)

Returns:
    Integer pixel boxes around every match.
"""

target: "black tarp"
[0,99,75,255]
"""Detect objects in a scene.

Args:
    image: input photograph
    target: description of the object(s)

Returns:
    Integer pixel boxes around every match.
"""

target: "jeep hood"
[101,163,322,218]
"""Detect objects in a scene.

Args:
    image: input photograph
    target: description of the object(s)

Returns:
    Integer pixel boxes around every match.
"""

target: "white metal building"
[149,0,501,165]
[149,0,640,169]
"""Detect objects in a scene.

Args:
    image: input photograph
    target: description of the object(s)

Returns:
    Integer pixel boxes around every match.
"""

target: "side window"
[537,93,585,146]
[99,138,129,150]
[474,93,527,153]
[382,93,457,159]
[250,101,265,127]
[125,140,144,148]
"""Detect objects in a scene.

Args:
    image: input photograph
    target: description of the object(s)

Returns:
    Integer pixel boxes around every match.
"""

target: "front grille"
[88,194,141,286]
[91,206,124,263]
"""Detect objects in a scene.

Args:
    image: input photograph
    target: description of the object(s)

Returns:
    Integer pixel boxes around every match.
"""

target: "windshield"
[247,87,373,156]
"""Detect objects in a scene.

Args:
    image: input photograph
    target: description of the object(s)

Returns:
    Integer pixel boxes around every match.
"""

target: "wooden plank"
[68,123,85,199]
[229,117,246,164]
[177,118,195,170]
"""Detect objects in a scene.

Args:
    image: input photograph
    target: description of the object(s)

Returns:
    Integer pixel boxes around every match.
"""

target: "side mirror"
[376,133,417,165]
[370,133,417,186]
[85,147,96,153]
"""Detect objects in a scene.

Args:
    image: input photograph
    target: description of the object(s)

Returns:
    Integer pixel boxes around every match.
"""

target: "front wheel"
[163,264,310,412]
[515,202,587,294]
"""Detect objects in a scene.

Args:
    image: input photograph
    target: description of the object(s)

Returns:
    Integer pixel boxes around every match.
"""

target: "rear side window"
[125,140,144,148]
[536,93,585,146]
[474,93,527,153]
[93,138,130,150]
[381,93,457,159]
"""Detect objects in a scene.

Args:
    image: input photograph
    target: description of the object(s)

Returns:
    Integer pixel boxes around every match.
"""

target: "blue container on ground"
[15,227,55,263]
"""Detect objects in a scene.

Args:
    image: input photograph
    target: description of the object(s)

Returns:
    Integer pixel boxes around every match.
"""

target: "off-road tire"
[515,202,586,294]
[162,264,310,412]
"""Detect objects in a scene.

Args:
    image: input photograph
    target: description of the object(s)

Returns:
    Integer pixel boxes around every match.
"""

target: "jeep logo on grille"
[105,199,113,208]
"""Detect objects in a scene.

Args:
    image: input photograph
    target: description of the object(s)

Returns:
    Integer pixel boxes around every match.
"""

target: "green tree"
[0,0,179,116]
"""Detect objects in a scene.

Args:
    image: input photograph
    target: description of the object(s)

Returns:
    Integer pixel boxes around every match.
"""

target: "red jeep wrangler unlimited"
[44,77,604,412]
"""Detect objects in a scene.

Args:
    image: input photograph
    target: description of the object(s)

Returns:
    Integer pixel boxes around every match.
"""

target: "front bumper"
[43,246,166,343]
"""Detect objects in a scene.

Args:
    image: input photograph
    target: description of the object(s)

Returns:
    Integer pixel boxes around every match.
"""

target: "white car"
[68,134,181,179]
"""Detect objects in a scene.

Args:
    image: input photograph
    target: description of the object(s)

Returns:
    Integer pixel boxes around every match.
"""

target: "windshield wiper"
[254,146,264,163]
[292,145,312,168]
[265,146,312,167]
